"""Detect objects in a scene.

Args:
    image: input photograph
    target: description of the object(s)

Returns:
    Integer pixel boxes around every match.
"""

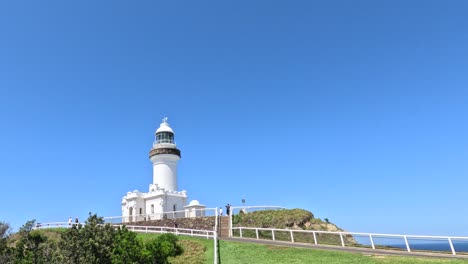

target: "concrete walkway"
[221,237,468,260]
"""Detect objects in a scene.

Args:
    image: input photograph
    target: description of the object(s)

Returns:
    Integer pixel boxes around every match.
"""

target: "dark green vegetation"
[0,214,183,264]
[232,209,356,245]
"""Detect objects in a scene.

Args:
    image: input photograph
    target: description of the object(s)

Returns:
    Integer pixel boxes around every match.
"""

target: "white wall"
[151,154,180,191]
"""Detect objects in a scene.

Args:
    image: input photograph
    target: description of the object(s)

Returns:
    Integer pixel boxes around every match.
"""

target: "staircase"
[218,216,230,237]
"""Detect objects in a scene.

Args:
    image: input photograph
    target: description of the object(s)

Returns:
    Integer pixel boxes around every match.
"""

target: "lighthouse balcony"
[152,142,177,149]
[149,147,181,158]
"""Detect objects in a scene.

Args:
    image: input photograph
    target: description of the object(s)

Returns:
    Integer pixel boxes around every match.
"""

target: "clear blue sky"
[0,1,467,235]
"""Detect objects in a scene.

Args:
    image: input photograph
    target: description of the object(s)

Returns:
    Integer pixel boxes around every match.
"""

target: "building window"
[156,132,174,144]
[151,204,154,213]
[139,208,142,215]
[173,204,176,211]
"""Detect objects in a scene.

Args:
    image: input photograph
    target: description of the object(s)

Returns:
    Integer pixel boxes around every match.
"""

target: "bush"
[5,214,184,264]
[142,233,183,264]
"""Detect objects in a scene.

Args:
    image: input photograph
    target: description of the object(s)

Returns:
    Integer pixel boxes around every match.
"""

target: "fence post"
[340,232,345,247]
[448,238,456,255]
[145,226,148,233]
[290,230,294,243]
[403,235,411,252]
[272,230,275,241]
[313,231,317,245]
[369,234,375,249]
[214,230,218,264]
[191,230,194,237]
[240,228,243,238]
[256,229,259,239]
[214,207,218,238]
[229,207,233,237]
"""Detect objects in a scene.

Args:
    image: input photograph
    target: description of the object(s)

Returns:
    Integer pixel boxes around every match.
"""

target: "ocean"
[354,236,468,253]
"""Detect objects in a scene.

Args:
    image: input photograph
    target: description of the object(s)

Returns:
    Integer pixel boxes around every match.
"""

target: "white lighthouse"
[150,117,180,192]
[121,118,205,222]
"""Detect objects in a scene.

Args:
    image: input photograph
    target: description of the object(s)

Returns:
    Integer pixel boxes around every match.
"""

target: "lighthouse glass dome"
[156,132,174,144]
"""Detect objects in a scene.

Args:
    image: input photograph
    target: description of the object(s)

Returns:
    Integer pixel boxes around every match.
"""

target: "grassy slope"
[32,229,468,264]
[142,233,468,264]
[165,236,468,264]
[232,209,356,245]
[217,240,468,264]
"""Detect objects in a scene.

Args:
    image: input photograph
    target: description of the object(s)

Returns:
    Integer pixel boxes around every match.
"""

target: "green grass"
[216,240,468,264]
[35,229,468,264]
[176,237,468,264]
[139,233,468,264]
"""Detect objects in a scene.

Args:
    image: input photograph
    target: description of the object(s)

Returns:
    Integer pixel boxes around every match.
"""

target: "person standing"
[219,207,223,216]
[226,204,231,216]
[68,217,72,226]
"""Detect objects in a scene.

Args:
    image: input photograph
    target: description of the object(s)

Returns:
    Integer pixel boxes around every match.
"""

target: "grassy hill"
[232,209,357,245]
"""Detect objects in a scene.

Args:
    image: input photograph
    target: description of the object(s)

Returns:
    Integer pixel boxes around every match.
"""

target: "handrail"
[232,226,468,256]
[34,222,84,229]
[103,207,218,222]
[232,227,468,240]
[123,225,216,238]
[33,222,216,238]
[229,206,286,210]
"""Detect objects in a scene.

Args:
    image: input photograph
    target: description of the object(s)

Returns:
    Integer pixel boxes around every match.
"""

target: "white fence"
[118,225,216,239]
[104,207,218,224]
[33,222,215,239]
[232,226,468,256]
[35,206,468,258]
[34,222,85,229]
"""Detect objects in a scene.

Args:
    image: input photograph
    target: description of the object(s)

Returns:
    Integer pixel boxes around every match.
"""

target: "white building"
[121,118,205,222]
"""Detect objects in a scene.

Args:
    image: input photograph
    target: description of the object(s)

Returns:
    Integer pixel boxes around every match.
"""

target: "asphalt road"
[221,237,468,260]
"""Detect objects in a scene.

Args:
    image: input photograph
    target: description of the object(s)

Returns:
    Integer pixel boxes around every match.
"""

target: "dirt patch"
[266,245,289,251]
[170,240,207,264]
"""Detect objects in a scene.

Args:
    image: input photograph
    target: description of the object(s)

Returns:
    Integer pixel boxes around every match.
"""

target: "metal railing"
[33,222,85,229]
[120,225,216,239]
[34,222,214,238]
[232,226,468,256]
[104,207,218,224]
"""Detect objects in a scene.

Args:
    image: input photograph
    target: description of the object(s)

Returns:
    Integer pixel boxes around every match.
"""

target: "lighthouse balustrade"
[231,227,468,256]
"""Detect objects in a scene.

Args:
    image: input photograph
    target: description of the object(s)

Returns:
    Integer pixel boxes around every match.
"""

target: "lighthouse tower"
[149,117,180,191]
[121,118,205,223]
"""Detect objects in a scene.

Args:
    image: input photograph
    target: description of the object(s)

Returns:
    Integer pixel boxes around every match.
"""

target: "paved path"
[221,237,468,260]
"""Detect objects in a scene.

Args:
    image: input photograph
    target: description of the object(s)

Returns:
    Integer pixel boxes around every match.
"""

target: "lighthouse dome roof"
[156,118,174,134]
[189,200,200,206]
